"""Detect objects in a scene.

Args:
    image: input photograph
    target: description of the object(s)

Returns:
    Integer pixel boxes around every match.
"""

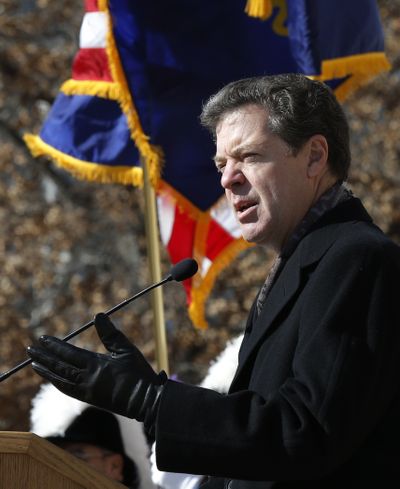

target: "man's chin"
[241,227,275,249]
[241,228,264,245]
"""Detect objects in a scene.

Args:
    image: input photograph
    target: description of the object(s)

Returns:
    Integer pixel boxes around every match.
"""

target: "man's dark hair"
[200,73,351,180]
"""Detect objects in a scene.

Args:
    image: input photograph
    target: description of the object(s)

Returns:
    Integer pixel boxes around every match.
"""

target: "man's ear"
[306,135,329,178]
[104,453,124,482]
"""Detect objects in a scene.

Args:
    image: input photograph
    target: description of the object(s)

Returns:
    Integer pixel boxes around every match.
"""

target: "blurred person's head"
[46,406,139,487]
[30,383,156,489]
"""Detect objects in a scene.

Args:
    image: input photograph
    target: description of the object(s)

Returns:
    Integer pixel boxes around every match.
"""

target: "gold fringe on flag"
[23,134,143,187]
[245,0,273,21]
[157,180,204,221]
[61,79,122,100]
[310,52,391,102]
[103,8,163,188]
[189,238,252,329]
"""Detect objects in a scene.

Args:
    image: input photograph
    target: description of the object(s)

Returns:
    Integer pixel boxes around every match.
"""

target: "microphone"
[0,258,198,383]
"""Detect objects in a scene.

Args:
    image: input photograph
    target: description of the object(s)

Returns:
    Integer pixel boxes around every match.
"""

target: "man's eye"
[216,165,225,174]
[243,153,258,161]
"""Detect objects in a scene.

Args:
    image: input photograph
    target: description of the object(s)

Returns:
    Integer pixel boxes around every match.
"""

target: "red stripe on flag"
[206,219,235,261]
[72,49,113,81]
[85,0,100,12]
[167,207,196,299]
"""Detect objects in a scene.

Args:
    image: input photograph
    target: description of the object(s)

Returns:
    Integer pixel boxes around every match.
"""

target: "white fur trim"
[200,334,243,392]
[30,383,89,437]
[117,415,156,489]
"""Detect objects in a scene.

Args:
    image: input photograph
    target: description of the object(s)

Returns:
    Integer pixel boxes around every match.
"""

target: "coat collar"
[230,198,373,391]
[298,196,372,267]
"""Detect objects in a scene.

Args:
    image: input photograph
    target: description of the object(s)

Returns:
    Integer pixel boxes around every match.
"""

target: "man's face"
[64,442,124,482]
[214,104,313,250]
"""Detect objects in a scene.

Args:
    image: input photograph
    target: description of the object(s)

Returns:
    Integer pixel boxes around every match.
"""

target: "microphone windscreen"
[170,258,198,282]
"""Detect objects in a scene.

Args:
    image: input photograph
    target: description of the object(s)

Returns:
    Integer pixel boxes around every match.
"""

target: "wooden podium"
[0,431,126,489]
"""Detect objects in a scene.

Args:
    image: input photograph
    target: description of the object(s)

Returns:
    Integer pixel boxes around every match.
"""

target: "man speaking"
[28,73,400,487]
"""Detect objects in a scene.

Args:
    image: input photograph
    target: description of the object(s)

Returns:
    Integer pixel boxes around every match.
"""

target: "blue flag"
[25,0,390,328]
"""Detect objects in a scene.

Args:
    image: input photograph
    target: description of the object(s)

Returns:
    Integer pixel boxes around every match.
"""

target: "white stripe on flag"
[80,12,107,49]
[210,197,242,238]
[157,194,175,245]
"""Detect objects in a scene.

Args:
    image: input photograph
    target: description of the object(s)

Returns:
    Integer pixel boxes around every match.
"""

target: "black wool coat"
[155,198,400,488]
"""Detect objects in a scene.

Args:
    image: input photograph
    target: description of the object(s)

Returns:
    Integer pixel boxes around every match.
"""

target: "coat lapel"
[230,197,373,391]
[246,252,301,349]
[231,249,303,390]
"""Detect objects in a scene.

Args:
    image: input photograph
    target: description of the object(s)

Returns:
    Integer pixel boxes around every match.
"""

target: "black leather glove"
[27,313,167,435]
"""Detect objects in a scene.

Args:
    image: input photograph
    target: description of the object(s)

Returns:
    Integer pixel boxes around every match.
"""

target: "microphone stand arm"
[0,275,172,383]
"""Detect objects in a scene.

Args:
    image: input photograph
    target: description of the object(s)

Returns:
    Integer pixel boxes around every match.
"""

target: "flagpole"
[141,157,169,374]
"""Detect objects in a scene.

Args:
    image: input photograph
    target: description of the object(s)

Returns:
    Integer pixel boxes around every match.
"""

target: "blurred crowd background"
[0,0,399,431]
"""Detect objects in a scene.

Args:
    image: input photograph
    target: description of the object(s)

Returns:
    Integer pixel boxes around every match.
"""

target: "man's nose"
[221,162,245,189]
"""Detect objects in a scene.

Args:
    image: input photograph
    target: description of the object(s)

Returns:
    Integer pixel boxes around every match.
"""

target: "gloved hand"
[27,313,167,434]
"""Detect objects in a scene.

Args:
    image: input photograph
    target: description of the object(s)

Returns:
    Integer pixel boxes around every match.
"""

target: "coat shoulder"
[301,218,400,271]
[330,221,400,263]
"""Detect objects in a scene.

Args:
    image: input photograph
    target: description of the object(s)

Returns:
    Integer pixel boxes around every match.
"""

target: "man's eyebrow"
[234,142,264,154]
[213,141,266,166]
[214,143,262,162]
